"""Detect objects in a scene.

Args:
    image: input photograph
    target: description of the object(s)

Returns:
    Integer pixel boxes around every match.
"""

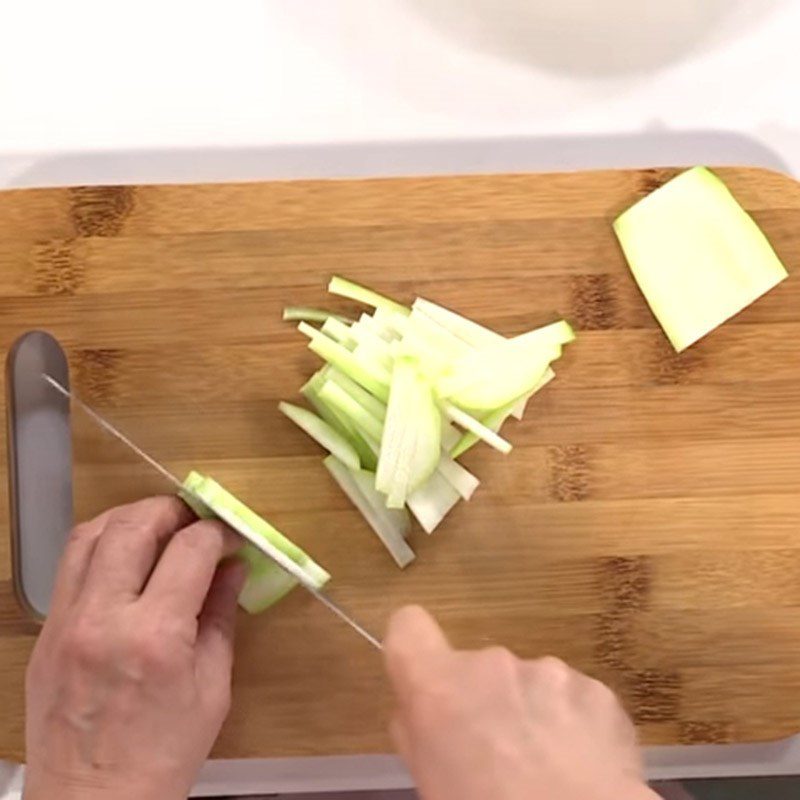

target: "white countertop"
[1,0,800,186]
[3,1,800,795]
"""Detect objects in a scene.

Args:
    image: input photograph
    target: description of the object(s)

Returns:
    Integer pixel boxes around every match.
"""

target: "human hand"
[24,496,246,800]
[384,606,658,800]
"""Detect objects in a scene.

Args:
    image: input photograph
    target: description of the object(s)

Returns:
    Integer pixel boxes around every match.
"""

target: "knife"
[42,373,383,650]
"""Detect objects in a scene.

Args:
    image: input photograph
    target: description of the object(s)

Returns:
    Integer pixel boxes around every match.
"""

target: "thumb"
[195,558,247,684]
[384,605,450,701]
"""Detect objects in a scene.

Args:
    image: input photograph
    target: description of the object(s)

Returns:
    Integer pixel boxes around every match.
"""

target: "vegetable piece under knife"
[180,471,330,613]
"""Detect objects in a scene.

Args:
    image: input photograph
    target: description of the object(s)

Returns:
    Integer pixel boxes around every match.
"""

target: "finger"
[48,507,116,614]
[195,558,248,682]
[141,518,241,622]
[384,605,451,701]
[81,496,194,602]
[389,714,414,765]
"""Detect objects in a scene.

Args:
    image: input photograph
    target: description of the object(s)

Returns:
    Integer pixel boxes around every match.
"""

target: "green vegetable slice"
[442,401,512,454]
[441,420,461,451]
[436,452,479,500]
[323,456,415,567]
[356,312,399,342]
[348,466,412,541]
[377,357,441,507]
[407,470,460,534]
[352,339,394,373]
[236,544,299,614]
[320,316,355,346]
[301,323,391,401]
[283,307,354,325]
[318,380,385,442]
[451,367,555,458]
[397,309,471,379]
[327,369,388,421]
[413,297,501,347]
[180,471,330,613]
[279,401,360,470]
[348,320,394,351]
[437,321,572,410]
[281,276,574,548]
[300,369,378,471]
[614,166,788,352]
[328,276,411,317]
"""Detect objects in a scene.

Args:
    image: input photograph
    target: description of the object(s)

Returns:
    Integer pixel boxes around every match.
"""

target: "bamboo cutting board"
[2,167,800,760]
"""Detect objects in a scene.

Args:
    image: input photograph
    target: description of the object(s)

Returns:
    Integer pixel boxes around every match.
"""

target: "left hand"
[23,496,246,800]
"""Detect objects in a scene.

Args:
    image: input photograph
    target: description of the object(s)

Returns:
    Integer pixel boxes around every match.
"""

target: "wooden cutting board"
[2,167,800,760]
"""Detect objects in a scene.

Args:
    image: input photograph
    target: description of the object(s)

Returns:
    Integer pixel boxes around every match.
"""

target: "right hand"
[384,606,658,800]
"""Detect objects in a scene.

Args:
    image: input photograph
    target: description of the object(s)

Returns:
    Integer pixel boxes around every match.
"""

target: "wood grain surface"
[2,167,800,760]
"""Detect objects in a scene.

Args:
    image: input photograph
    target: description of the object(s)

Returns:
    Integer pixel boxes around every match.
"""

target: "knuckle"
[62,618,110,668]
[105,513,157,546]
[68,521,101,546]
[173,522,224,556]
[534,655,570,684]
[128,626,178,675]
[588,676,619,705]
[481,646,519,679]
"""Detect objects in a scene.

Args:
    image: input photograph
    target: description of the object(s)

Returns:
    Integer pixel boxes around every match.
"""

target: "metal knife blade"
[42,373,383,650]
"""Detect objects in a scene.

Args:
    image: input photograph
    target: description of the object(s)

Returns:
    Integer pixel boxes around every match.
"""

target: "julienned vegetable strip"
[442,402,513,455]
[318,381,385,442]
[281,277,572,565]
[180,471,330,613]
[303,327,391,402]
[328,276,411,317]
[327,369,388,421]
[283,307,354,325]
[323,455,415,568]
[279,401,361,470]
[407,470,460,534]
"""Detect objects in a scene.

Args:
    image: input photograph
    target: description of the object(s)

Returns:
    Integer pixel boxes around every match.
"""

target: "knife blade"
[42,373,383,650]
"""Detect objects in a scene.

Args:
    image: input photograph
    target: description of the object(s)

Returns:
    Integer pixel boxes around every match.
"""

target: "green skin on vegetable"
[180,471,329,614]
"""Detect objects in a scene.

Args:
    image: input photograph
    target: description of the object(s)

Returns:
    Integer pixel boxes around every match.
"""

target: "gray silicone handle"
[6,331,73,620]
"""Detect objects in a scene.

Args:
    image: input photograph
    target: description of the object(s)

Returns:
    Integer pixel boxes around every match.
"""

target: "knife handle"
[6,330,73,621]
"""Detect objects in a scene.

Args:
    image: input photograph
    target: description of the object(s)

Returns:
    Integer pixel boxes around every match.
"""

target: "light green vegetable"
[436,452,479,500]
[301,323,391,401]
[437,321,572,410]
[320,316,355,345]
[323,456,415,567]
[318,380,385,442]
[301,369,377,471]
[407,470,461,534]
[451,368,555,458]
[282,307,353,325]
[327,368,388,421]
[352,338,394,373]
[180,471,329,613]
[348,466,412,541]
[614,166,788,352]
[328,276,411,317]
[282,277,572,561]
[412,297,501,347]
[442,401,513,454]
[279,401,360,470]
[377,357,441,507]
